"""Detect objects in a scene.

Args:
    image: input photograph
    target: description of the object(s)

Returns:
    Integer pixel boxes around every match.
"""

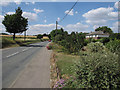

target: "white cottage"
[86,31,109,39]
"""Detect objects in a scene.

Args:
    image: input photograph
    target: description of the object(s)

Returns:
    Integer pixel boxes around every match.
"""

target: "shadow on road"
[26,45,45,47]
[15,41,46,47]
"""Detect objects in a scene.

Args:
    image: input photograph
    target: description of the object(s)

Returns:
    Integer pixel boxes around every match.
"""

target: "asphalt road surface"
[2,41,51,88]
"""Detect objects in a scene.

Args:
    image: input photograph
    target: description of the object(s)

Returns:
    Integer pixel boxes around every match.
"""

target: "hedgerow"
[64,42,120,88]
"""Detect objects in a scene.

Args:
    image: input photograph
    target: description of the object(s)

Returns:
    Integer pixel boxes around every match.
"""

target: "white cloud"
[111,21,120,33]
[6,11,38,21]
[86,19,107,25]
[65,22,89,33]
[31,1,35,4]
[25,2,29,5]
[14,0,22,5]
[51,0,57,2]
[93,25,99,30]
[0,23,6,33]
[57,17,60,21]
[33,8,44,13]
[108,12,118,20]
[44,20,47,23]
[22,12,37,21]
[0,2,10,6]
[75,11,78,14]
[7,12,15,15]
[83,7,118,25]
[0,15,4,21]
[65,9,74,16]
[114,2,119,9]
[28,24,62,35]
[0,15,5,33]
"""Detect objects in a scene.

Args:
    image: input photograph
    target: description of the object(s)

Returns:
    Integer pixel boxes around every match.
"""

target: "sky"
[0,0,119,35]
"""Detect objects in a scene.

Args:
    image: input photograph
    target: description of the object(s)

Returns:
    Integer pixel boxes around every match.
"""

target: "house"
[86,31,109,39]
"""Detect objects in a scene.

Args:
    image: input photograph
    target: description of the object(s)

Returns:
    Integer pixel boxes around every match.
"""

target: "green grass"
[50,43,80,76]
[56,52,80,76]
[1,36,42,48]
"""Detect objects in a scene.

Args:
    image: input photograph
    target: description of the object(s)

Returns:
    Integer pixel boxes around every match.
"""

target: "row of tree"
[50,26,120,53]
[50,28,87,53]
[37,33,51,39]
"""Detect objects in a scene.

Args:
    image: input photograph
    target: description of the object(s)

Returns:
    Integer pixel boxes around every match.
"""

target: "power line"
[59,0,79,23]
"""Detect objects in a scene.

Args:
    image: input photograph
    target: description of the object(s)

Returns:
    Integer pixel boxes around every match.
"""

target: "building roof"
[86,31,109,36]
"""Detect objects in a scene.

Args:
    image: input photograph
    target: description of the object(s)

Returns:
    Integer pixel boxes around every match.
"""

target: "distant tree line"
[50,26,120,54]
[37,33,51,39]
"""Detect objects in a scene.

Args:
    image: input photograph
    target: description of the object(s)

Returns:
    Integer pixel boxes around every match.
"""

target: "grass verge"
[50,43,80,88]
[0,37,42,49]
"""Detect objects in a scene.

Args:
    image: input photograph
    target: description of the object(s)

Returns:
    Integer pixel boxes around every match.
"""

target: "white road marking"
[22,47,33,52]
[22,48,28,52]
[5,47,33,58]
[6,52,19,58]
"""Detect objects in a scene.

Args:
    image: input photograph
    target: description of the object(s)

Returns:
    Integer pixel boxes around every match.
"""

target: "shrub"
[110,33,120,40]
[37,34,43,39]
[46,44,52,50]
[100,37,110,45]
[87,42,105,53]
[64,42,120,88]
[2,37,16,48]
[105,39,120,54]
[54,34,63,43]
[84,39,89,46]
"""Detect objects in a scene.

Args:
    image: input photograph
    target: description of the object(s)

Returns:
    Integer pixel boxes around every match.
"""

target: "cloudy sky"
[0,0,119,35]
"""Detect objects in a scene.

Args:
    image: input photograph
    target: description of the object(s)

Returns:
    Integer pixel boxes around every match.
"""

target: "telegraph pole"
[56,21,58,30]
[24,31,26,41]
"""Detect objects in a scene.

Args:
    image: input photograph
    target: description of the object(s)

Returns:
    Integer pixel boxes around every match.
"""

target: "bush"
[46,44,52,50]
[84,39,89,46]
[2,37,16,48]
[110,33,120,40]
[105,39,120,54]
[100,37,110,45]
[87,42,105,53]
[54,35,63,43]
[64,42,120,88]
[37,34,43,39]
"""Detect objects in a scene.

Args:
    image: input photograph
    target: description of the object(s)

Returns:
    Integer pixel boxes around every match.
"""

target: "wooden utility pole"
[56,21,58,30]
[24,31,26,41]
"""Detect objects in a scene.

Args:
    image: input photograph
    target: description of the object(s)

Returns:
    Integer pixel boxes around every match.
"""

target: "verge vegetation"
[50,27,120,88]
[0,36,42,48]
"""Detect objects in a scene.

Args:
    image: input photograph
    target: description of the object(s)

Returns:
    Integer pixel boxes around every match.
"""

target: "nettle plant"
[65,42,120,88]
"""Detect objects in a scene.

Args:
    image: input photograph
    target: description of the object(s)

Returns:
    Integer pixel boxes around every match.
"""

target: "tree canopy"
[95,26,113,34]
[37,34,43,39]
[50,28,86,53]
[2,7,28,40]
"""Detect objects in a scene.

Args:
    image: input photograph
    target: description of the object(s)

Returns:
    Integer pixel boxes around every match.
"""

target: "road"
[2,41,51,88]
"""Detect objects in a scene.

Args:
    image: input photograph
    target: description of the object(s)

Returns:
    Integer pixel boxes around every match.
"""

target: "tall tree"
[2,7,28,40]
[95,26,113,34]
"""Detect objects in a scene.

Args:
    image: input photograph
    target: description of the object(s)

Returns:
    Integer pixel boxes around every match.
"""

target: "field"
[0,35,41,48]
[0,35,37,40]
